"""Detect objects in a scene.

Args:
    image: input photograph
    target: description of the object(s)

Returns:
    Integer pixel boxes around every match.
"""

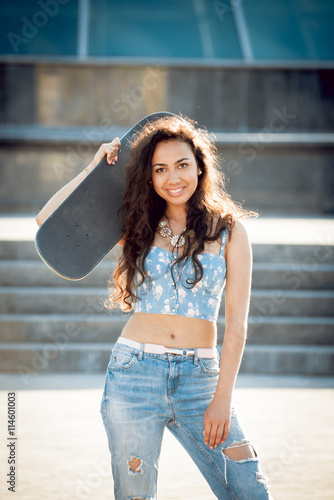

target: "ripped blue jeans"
[100,341,272,500]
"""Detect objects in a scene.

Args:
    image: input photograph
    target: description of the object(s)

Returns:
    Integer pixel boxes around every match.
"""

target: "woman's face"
[151,139,201,209]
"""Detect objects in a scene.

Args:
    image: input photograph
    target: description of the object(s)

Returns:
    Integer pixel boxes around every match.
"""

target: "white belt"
[117,337,216,358]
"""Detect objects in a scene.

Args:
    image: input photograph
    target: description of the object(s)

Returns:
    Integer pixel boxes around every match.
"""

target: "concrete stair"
[1,62,333,376]
[0,228,333,376]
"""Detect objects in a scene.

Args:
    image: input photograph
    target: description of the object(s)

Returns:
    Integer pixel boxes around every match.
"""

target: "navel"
[170,333,176,340]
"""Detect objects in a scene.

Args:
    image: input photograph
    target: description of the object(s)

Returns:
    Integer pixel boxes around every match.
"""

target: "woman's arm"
[203,219,252,449]
[35,138,121,227]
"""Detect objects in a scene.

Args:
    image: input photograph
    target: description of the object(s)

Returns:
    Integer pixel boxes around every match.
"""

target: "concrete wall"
[0,61,333,214]
[1,62,333,130]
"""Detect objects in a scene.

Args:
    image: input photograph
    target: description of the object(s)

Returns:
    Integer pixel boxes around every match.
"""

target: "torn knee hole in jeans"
[128,456,143,475]
[223,439,258,462]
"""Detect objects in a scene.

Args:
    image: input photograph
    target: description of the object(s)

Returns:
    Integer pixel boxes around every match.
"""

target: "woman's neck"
[164,204,188,225]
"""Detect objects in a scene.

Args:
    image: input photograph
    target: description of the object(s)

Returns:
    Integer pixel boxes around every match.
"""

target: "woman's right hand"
[90,137,121,169]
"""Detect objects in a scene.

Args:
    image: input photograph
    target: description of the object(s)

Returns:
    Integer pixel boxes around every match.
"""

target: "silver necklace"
[158,220,186,248]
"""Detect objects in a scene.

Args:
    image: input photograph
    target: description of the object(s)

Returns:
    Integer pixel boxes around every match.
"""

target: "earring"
[198,170,202,175]
[149,180,152,184]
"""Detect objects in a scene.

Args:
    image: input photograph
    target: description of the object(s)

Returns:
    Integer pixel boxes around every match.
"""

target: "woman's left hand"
[203,397,231,449]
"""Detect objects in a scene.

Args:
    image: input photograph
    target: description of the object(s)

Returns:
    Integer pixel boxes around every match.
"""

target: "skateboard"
[35,112,178,280]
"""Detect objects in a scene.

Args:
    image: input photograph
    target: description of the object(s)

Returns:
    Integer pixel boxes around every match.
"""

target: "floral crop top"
[133,227,229,323]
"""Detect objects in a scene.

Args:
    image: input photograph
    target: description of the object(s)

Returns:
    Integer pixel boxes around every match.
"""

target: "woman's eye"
[155,168,165,173]
[179,163,188,168]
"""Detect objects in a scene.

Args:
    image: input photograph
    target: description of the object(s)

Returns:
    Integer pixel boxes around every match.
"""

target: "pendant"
[170,234,186,248]
[158,219,186,248]
[158,220,172,238]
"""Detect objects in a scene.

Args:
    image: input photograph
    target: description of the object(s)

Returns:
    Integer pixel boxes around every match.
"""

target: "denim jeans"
[100,341,272,500]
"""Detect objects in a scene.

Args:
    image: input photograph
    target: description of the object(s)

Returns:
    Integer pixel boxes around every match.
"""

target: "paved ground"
[0,373,333,500]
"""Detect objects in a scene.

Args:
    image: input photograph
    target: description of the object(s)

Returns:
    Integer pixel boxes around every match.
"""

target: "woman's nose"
[167,169,180,183]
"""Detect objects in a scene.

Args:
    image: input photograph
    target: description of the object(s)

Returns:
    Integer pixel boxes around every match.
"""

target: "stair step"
[1,239,334,264]
[249,290,334,317]
[2,139,334,214]
[0,342,112,375]
[252,263,334,289]
[0,260,115,287]
[1,260,333,290]
[0,286,110,315]
[241,345,334,376]
[1,287,333,316]
[2,126,334,147]
[246,316,334,345]
[0,314,333,345]
[0,314,127,343]
[0,342,332,376]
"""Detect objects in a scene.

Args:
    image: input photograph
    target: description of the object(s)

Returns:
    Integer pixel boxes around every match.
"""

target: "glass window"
[243,0,334,59]
[0,0,78,56]
[88,0,242,58]
[0,0,333,61]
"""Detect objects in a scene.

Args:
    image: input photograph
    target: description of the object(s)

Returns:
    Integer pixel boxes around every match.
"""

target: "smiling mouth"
[166,187,185,196]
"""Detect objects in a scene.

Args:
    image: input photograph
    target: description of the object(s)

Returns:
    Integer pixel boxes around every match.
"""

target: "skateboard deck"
[35,112,178,280]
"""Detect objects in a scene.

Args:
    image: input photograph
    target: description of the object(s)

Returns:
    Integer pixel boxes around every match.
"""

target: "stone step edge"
[1,344,332,375]
[1,343,333,354]
[1,287,334,298]
[0,313,333,325]
[1,260,334,273]
[1,125,334,148]
[1,315,333,346]
[1,241,334,263]
[2,237,334,247]
[2,54,334,69]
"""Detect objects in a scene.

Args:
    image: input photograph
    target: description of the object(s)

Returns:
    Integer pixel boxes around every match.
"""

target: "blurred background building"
[0,0,333,376]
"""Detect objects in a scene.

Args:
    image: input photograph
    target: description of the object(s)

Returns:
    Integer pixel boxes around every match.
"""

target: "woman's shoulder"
[226,218,251,255]
[230,218,248,236]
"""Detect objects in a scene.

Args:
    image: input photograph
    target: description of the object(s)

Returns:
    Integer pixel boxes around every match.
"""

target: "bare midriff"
[120,312,217,348]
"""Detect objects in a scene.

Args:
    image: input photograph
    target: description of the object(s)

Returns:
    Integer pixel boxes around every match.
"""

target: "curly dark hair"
[107,114,255,311]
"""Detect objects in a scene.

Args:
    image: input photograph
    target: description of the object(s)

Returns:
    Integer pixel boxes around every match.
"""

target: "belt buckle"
[166,348,194,356]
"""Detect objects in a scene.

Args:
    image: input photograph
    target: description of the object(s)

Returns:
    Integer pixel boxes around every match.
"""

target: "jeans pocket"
[107,347,138,371]
[198,357,220,375]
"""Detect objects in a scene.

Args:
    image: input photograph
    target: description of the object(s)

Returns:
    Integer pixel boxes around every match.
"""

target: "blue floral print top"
[133,227,229,323]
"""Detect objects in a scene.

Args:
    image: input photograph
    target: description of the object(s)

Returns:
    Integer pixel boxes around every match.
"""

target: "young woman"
[36,115,272,499]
